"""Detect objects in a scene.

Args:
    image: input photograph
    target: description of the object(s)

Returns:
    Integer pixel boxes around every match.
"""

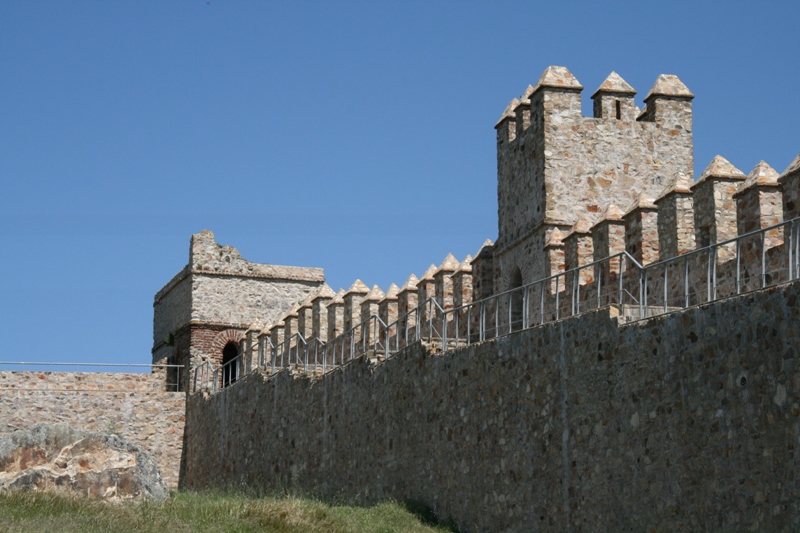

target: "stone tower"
[493,66,694,291]
[152,230,324,389]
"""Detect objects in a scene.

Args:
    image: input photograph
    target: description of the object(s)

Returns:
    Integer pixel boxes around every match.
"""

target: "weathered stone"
[0,372,184,488]
[691,155,746,254]
[0,424,168,501]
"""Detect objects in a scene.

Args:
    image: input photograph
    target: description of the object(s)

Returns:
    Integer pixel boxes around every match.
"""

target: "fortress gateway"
[151,66,800,531]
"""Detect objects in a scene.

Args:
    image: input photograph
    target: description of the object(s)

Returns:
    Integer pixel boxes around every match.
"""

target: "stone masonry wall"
[0,371,185,489]
[152,269,191,350]
[190,275,321,328]
[184,280,800,531]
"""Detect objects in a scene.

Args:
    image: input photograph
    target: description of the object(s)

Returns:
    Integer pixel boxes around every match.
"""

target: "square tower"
[493,67,694,291]
[152,230,324,390]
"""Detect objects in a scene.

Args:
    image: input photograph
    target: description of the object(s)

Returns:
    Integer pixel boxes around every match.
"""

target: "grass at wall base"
[0,490,457,533]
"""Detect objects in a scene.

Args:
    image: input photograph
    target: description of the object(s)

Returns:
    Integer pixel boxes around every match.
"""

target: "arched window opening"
[222,342,239,388]
[509,266,524,332]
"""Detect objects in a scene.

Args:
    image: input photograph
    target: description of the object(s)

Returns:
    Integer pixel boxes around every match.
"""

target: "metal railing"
[0,362,185,392]
[191,216,800,394]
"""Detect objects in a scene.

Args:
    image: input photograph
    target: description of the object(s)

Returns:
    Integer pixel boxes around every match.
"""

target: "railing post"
[638,267,644,320]
[761,232,766,288]
[555,275,560,321]
[684,255,689,308]
[713,247,718,300]
[706,248,712,303]
[736,240,741,294]
[596,263,601,309]
[507,292,512,334]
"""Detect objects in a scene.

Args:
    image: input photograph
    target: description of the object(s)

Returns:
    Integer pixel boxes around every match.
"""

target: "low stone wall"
[184,281,800,531]
[0,372,185,489]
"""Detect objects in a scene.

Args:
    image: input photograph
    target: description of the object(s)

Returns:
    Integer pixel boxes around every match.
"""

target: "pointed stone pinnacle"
[740,161,780,191]
[656,171,693,201]
[400,274,419,292]
[495,98,519,127]
[694,155,746,186]
[457,255,473,273]
[420,264,438,281]
[536,66,583,91]
[364,285,384,301]
[346,279,370,294]
[624,193,657,216]
[519,84,535,104]
[592,71,636,98]
[383,283,400,300]
[600,204,625,221]
[566,215,594,237]
[645,74,694,101]
[475,239,494,258]
[437,253,460,273]
[544,227,565,248]
[329,289,346,305]
[781,154,800,178]
[312,283,336,301]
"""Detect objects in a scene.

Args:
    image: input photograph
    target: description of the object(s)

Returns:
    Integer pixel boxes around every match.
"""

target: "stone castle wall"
[184,280,800,531]
[0,371,185,489]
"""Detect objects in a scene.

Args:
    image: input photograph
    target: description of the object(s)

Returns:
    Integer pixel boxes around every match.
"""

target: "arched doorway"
[222,342,239,388]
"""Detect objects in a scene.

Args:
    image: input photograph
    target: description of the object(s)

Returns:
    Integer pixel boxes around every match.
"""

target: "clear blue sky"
[1,1,797,365]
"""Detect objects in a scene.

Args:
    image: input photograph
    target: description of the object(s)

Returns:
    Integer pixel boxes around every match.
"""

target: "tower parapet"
[152,230,323,389]
[494,66,694,294]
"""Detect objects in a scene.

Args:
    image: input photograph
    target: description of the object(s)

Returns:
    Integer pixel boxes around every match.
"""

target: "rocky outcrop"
[0,424,168,500]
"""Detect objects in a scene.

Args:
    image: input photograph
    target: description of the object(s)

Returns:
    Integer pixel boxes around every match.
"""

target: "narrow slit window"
[615,100,621,120]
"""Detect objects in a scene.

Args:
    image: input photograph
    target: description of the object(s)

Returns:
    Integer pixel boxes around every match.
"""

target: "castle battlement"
[235,68,797,377]
[154,66,798,402]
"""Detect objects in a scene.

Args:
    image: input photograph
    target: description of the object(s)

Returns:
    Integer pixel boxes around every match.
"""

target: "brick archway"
[210,329,244,360]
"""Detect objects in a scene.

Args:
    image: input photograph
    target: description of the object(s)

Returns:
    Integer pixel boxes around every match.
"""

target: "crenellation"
[378,283,400,336]
[451,255,473,309]
[495,98,519,144]
[591,71,637,121]
[778,154,800,220]
[297,294,316,341]
[326,289,346,342]
[514,85,535,137]
[638,74,694,128]
[269,320,285,351]
[311,284,336,342]
[564,216,595,285]
[343,280,370,337]
[282,305,300,346]
[470,240,495,301]
[734,161,784,245]
[396,274,419,338]
[416,265,437,338]
[360,285,384,347]
[691,155,746,255]
[655,171,695,259]
[623,194,659,265]
[433,253,459,311]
